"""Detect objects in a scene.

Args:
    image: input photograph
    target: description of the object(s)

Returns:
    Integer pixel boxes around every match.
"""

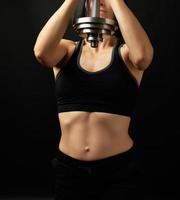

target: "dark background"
[0,0,179,199]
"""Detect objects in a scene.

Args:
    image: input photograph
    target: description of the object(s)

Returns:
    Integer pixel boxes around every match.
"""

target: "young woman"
[34,0,154,199]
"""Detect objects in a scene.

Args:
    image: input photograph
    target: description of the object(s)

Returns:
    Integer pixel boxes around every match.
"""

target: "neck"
[84,35,118,53]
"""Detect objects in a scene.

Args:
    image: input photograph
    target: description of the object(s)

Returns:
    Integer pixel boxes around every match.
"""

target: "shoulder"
[55,39,79,67]
[59,38,77,51]
[118,43,130,66]
[118,43,144,87]
[53,39,80,77]
[60,38,81,55]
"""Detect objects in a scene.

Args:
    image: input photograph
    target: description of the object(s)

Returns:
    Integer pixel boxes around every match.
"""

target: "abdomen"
[58,111,134,161]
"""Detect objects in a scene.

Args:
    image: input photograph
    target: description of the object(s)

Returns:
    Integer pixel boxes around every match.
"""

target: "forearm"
[34,0,79,55]
[111,0,153,63]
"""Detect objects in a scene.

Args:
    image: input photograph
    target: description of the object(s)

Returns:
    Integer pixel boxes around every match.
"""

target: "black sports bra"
[55,39,139,117]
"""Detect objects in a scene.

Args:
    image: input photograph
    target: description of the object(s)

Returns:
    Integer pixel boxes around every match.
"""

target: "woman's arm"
[110,0,154,70]
[33,0,80,67]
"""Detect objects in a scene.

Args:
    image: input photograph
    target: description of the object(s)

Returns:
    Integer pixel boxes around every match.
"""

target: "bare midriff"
[58,111,134,161]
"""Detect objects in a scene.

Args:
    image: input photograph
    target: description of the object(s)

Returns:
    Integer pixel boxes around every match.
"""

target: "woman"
[34,0,154,199]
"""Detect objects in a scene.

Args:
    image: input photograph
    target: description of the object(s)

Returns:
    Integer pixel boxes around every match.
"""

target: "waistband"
[54,144,136,170]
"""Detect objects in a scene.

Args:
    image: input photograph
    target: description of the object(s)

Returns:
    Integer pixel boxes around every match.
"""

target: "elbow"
[133,46,154,71]
[33,48,53,67]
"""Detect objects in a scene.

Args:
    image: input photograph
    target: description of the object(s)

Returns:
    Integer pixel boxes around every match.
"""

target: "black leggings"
[51,144,146,200]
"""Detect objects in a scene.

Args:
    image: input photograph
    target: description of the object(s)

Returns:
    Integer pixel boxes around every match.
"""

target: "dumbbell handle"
[90,0,100,17]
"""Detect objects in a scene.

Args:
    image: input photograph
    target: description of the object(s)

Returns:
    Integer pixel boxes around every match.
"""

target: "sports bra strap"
[73,39,84,57]
[112,38,123,62]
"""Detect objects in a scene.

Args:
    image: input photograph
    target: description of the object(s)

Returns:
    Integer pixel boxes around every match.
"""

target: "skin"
[57,37,136,160]
[34,0,154,160]
[86,0,115,19]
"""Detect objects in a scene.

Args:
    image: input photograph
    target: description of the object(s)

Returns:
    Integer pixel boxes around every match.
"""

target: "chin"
[100,14,108,18]
[100,14,113,20]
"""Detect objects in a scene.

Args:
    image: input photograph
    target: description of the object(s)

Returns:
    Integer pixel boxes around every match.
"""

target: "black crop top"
[55,39,139,117]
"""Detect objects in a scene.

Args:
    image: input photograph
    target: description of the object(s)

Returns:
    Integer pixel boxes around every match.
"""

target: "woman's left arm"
[110,0,154,70]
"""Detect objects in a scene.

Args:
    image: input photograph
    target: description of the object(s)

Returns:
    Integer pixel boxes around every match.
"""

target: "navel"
[84,146,90,152]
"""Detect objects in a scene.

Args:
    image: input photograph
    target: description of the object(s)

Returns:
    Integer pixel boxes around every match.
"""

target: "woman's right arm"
[33,0,80,67]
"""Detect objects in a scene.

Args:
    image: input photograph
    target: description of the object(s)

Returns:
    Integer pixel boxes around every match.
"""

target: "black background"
[0,0,179,199]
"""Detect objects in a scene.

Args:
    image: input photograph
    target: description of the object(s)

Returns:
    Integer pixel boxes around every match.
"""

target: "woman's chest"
[79,48,113,72]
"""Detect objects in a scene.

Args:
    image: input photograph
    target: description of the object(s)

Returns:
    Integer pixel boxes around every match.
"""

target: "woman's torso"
[53,38,143,161]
